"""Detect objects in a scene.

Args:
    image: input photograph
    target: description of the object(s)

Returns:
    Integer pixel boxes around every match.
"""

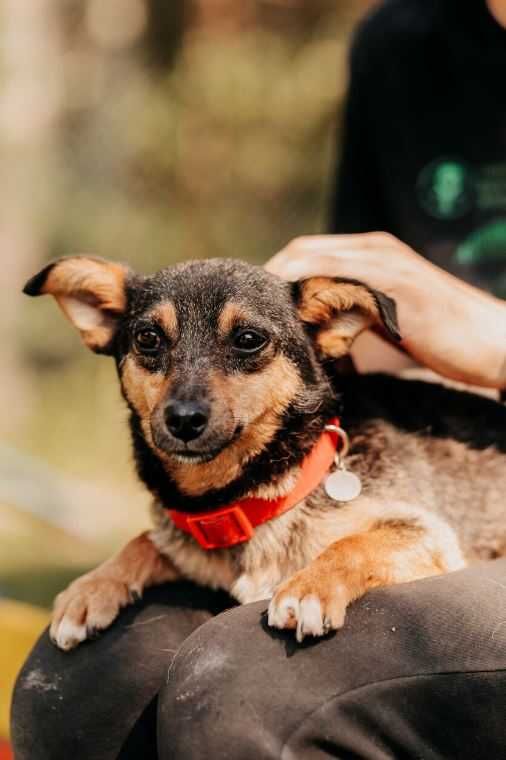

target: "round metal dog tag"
[324,470,362,502]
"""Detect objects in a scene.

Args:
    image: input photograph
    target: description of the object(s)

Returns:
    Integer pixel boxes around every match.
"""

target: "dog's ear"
[23,256,132,354]
[292,277,401,359]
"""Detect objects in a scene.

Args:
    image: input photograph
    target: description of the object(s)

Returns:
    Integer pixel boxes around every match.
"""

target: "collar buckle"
[186,505,255,550]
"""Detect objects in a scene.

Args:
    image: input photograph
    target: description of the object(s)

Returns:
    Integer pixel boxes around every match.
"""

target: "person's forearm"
[265,233,506,390]
[395,250,506,388]
[448,289,506,389]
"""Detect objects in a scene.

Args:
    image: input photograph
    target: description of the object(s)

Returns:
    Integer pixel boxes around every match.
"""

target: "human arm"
[266,232,506,390]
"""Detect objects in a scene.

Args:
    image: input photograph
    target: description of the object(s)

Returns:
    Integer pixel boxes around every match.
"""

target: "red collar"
[167,418,340,550]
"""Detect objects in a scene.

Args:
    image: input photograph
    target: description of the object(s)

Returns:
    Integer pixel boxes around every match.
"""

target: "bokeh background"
[0,0,374,738]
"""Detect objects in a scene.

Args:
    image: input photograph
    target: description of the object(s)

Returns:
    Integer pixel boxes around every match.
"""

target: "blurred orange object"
[0,738,13,759]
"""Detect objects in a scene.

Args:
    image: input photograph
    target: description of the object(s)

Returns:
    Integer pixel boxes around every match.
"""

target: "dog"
[24,255,506,650]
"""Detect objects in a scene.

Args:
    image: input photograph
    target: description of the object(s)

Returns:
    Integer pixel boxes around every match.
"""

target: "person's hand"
[266,233,506,389]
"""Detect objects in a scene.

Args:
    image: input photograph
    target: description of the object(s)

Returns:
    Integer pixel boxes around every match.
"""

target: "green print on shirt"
[457,219,506,298]
[417,157,506,297]
[417,158,475,220]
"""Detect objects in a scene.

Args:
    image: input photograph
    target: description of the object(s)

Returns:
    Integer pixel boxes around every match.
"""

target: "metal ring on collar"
[324,424,350,459]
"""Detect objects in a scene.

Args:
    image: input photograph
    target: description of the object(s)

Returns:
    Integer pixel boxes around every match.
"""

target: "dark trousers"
[11,560,506,759]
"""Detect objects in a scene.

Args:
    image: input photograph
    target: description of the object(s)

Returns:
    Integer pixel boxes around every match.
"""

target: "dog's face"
[24,257,399,493]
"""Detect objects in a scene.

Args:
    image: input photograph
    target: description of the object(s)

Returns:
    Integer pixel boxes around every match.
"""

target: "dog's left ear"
[292,277,401,358]
[23,255,132,354]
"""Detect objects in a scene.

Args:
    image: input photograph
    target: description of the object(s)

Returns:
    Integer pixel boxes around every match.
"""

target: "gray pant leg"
[11,583,232,760]
[158,560,506,760]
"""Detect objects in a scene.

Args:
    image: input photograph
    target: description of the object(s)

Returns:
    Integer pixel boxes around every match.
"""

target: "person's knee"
[11,630,79,760]
[11,621,155,760]
[159,601,263,715]
[158,601,281,760]
[157,563,506,759]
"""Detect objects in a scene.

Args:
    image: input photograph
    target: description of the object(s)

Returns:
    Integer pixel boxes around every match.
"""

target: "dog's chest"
[149,416,506,601]
[149,497,342,601]
[149,493,394,602]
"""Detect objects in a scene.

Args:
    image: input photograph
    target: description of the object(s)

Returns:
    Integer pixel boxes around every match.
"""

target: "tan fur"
[121,357,170,419]
[41,257,129,350]
[269,520,449,634]
[42,266,505,648]
[50,411,503,648]
[317,323,356,359]
[43,257,128,310]
[121,357,171,451]
[164,355,303,496]
[50,532,178,650]
[298,278,383,358]
[149,301,178,339]
[120,341,303,498]
[298,278,377,322]
[217,302,251,336]
[150,439,467,609]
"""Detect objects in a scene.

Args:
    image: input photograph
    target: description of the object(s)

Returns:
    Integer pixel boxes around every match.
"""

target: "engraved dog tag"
[325,469,362,502]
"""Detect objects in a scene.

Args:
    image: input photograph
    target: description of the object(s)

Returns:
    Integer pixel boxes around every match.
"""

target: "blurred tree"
[190,0,366,37]
[0,0,64,436]
[144,0,187,70]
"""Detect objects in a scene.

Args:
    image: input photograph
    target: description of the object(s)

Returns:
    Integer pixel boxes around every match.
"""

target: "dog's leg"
[50,532,179,650]
[268,512,465,642]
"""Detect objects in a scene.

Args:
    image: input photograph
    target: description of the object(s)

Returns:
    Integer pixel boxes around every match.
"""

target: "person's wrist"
[469,293,506,389]
[489,325,506,391]
[402,258,506,389]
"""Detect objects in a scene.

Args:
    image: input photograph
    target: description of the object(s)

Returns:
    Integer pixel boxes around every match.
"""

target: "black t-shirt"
[329,0,506,297]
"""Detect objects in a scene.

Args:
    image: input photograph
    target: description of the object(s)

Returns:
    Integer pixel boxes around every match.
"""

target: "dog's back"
[340,373,506,560]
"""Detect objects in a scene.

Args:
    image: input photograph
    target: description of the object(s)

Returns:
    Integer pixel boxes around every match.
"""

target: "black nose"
[164,400,209,443]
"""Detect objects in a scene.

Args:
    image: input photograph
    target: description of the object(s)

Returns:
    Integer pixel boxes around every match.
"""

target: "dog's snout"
[165,400,209,443]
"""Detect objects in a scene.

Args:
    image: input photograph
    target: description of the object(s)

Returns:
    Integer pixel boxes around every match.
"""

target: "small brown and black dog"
[24,256,506,650]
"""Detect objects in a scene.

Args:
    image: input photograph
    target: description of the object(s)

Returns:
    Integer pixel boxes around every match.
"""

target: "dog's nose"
[164,400,209,443]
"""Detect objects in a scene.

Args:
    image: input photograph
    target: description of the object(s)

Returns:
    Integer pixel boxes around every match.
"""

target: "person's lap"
[12,561,506,760]
[11,582,234,760]
[159,559,506,759]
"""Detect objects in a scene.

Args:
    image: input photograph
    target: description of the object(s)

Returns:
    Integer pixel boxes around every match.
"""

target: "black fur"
[111,259,340,512]
[291,277,401,343]
[130,392,339,513]
[22,261,58,296]
[340,373,506,455]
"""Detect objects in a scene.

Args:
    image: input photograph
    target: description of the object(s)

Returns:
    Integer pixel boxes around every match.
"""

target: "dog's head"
[24,256,399,501]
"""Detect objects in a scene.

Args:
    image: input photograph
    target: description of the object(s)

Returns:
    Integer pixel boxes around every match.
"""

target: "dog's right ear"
[292,276,401,359]
[23,256,132,354]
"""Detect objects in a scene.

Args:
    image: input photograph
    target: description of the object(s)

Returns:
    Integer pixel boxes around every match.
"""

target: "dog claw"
[50,576,134,650]
[52,618,87,651]
[269,588,342,643]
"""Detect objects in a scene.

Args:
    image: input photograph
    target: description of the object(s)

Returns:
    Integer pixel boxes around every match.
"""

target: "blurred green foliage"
[47,4,358,270]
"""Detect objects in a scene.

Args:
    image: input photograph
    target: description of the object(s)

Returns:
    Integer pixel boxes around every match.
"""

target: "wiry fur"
[24,256,506,649]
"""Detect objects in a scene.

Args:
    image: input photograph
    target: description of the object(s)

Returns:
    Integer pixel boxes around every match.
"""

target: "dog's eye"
[134,329,162,354]
[232,329,267,354]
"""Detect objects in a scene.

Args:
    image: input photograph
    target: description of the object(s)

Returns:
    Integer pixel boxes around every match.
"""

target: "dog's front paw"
[267,567,349,643]
[50,574,136,651]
